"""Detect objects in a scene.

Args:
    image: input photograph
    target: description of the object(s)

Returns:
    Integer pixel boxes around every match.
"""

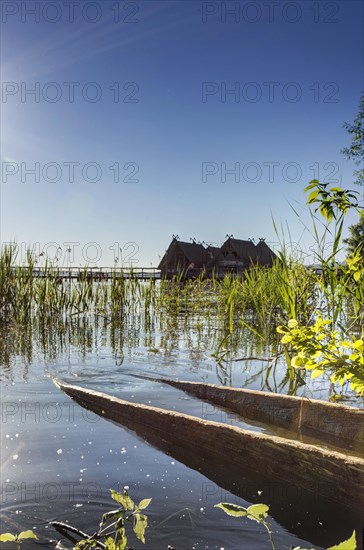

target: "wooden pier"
[12,266,161,281]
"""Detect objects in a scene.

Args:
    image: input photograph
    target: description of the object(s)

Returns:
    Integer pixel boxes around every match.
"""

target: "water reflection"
[0,299,361,549]
[1,308,356,403]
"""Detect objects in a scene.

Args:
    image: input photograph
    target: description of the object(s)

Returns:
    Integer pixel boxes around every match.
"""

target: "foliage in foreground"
[215,502,357,550]
[6,488,353,550]
[0,499,358,550]
[51,487,151,549]
[0,530,38,549]
[277,317,364,396]
[274,180,364,397]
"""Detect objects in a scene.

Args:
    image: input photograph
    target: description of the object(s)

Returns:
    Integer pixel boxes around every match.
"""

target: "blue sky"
[1,0,363,267]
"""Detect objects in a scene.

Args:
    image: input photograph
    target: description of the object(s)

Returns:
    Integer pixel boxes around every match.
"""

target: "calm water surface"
[1,316,361,549]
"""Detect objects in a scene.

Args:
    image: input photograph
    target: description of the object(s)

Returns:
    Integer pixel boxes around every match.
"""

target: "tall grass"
[1,242,362,356]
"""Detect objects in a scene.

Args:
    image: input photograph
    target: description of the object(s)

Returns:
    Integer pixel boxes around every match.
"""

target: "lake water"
[0,314,361,549]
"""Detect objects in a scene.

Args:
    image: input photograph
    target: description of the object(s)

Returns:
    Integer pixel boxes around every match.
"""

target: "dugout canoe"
[158,378,364,454]
[56,381,364,548]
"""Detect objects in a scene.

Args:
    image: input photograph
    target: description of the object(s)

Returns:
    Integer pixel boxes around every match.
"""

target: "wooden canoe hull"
[159,378,364,453]
[57,382,363,510]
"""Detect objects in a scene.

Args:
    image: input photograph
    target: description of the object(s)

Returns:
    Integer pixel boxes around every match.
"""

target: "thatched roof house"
[207,237,277,276]
[256,239,277,267]
[158,236,277,279]
[158,238,209,278]
[207,238,257,275]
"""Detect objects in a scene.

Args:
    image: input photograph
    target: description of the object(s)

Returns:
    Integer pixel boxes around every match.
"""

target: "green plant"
[277,317,364,396]
[215,502,277,549]
[341,92,364,187]
[0,530,38,549]
[215,502,357,550]
[273,179,364,397]
[50,487,151,549]
[305,180,360,222]
[304,180,361,327]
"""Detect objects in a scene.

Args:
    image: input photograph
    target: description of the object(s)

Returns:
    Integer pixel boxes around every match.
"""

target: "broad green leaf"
[110,490,134,511]
[304,179,319,192]
[115,526,127,550]
[105,537,126,550]
[327,530,356,550]
[291,356,304,367]
[246,504,269,523]
[137,498,152,510]
[133,513,148,543]
[214,502,247,517]
[307,190,320,203]
[18,530,38,541]
[0,533,16,542]
[350,378,364,396]
[311,368,324,379]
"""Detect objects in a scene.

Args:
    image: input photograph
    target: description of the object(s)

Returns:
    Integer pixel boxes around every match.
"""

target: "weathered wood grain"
[56,381,363,514]
[160,379,364,453]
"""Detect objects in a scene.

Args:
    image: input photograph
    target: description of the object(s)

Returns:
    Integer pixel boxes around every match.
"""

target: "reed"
[1,241,362,368]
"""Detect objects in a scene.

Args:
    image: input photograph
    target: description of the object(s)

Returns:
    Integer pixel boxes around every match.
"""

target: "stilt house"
[158,238,210,278]
[207,237,277,276]
[158,236,277,279]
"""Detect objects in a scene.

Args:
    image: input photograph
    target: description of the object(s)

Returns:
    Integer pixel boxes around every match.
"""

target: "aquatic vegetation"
[215,502,357,550]
[46,486,358,550]
[277,317,364,396]
[274,181,364,398]
[0,530,38,549]
[51,487,151,549]
[1,237,363,399]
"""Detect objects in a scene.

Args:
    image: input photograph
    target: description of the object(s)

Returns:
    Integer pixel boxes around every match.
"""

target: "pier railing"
[11,266,161,280]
